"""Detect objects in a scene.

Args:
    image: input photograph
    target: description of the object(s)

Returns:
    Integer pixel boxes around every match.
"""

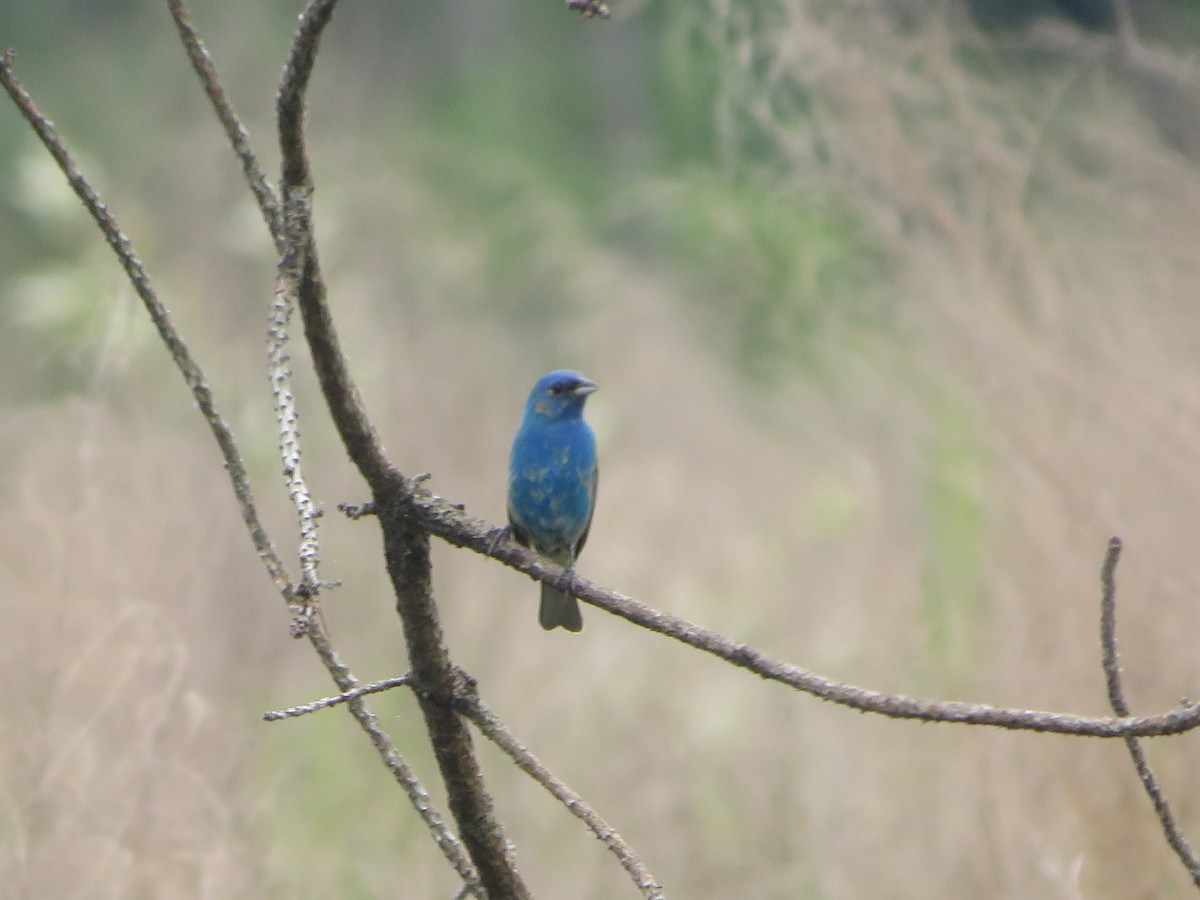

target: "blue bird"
[506,370,599,632]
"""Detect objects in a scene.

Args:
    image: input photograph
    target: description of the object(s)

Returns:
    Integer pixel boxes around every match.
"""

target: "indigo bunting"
[506,370,599,632]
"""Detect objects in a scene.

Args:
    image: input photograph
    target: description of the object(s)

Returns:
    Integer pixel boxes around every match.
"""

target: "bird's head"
[525,370,598,421]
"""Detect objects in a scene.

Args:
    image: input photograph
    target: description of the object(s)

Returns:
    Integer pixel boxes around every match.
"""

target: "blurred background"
[3,0,1200,896]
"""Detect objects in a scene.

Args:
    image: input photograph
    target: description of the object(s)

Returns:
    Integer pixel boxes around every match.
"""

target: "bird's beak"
[573,380,598,397]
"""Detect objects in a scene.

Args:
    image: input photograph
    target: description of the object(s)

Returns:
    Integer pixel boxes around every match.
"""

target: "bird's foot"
[556,565,578,597]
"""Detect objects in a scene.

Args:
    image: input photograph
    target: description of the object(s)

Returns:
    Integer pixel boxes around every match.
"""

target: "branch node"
[1098,536,1200,886]
[263,673,415,720]
[339,500,377,519]
[566,0,612,19]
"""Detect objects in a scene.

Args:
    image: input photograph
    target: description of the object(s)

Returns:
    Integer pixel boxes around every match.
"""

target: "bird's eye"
[549,384,565,394]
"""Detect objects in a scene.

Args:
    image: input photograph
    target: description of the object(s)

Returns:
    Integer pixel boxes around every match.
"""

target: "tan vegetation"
[2,2,1200,896]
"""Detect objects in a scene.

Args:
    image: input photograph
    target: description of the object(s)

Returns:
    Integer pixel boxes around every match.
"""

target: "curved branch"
[1,45,482,895]
[168,0,326,620]
[263,674,414,720]
[271,0,384,616]
[1099,537,1200,886]
[168,0,330,629]
[0,48,292,603]
[267,668,664,898]
[167,0,282,244]
[276,0,335,189]
[377,479,531,898]
[411,486,1200,738]
[458,688,665,899]
[275,1,393,487]
[274,5,529,897]
[305,628,484,897]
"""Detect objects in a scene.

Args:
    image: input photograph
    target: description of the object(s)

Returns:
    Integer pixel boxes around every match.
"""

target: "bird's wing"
[506,499,532,548]
[573,463,599,558]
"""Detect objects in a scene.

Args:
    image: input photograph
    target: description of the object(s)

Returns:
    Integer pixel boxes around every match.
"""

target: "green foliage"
[407,127,593,334]
[623,168,882,382]
[649,0,786,167]
[919,389,990,682]
[1,146,153,399]
[261,692,444,897]
[630,0,888,382]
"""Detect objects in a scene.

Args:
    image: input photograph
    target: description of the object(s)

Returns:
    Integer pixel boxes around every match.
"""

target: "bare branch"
[304,627,483,897]
[339,500,377,519]
[566,0,612,20]
[166,0,281,243]
[273,4,529,896]
[458,688,665,900]
[271,665,663,896]
[1100,538,1131,714]
[274,9,393,486]
[269,266,324,605]
[1,43,481,894]
[0,48,293,604]
[412,486,1200,738]
[164,0,483,877]
[377,486,531,898]
[168,0,327,629]
[263,674,414,720]
[1099,537,1200,887]
[277,1,337,190]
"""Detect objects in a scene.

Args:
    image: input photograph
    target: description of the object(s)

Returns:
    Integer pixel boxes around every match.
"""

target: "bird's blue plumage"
[507,370,598,632]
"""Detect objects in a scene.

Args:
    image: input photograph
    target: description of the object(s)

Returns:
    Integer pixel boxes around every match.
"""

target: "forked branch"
[273,3,530,896]
[414,486,1200,738]
[0,39,482,899]
[1100,537,1200,887]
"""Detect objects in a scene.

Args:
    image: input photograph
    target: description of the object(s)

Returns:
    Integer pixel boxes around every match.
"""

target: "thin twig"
[459,690,666,899]
[269,262,324,605]
[412,486,1200,738]
[166,0,324,629]
[270,659,661,895]
[275,1,393,487]
[0,48,293,603]
[171,0,344,628]
[1099,537,1200,887]
[338,500,377,519]
[1,43,481,895]
[166,0,282,243]
[264,674,414,720]
[304,627,483,897]
[566,0,612,19]
[1100,538,1130,716]
[171,0,509,890]
[274,4,528,897]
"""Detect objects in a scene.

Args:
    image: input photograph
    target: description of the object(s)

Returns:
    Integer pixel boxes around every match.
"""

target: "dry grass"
[0,405,272,898]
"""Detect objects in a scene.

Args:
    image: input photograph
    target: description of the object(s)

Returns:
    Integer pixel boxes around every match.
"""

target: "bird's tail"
[539,583,583,632]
